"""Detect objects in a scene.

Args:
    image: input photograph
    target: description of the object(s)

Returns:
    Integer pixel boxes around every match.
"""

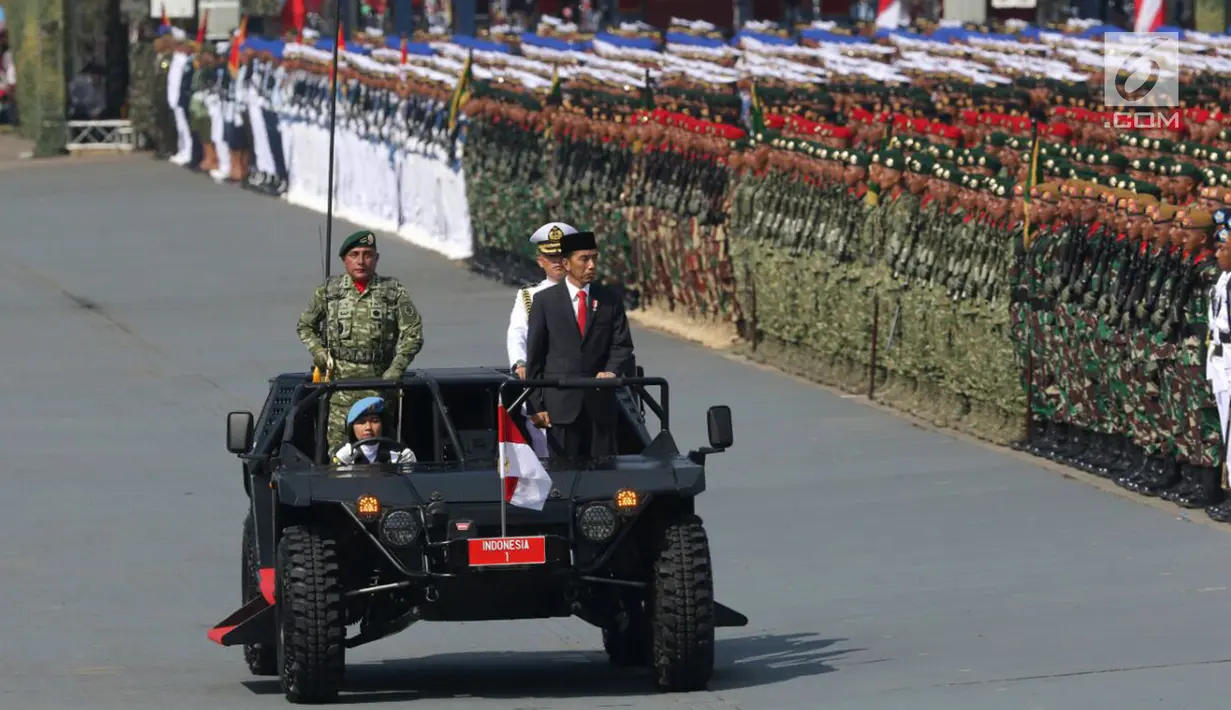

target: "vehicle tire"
[649,514,715,692]
[242,512,276,676]
[602,603,651,667]
[276,524,346,704]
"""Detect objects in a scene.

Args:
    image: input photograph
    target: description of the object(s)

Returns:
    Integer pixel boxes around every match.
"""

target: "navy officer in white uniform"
[506,222,574,456]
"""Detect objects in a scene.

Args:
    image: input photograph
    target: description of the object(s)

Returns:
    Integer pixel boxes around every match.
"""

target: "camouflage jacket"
[297,273,424,379]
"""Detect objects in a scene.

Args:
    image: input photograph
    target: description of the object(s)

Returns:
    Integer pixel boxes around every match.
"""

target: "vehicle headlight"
[381,510,420,546]
[577,502,617,542]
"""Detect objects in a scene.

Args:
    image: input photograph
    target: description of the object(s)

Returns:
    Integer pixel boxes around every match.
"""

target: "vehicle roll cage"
[285,373,671,466]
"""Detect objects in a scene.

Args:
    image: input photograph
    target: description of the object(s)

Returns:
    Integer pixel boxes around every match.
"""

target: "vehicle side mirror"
[227,411,254,454]
[706,405,733,450]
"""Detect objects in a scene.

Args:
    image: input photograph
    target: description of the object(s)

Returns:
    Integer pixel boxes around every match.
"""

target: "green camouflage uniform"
[127,40,160,152]
[297,273,425,453]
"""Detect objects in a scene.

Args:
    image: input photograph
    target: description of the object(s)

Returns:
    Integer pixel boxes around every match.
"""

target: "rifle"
[311,0,346,384]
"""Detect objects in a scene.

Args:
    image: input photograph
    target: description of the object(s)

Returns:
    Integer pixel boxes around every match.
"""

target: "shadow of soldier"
[241,631,854,704]
[709,631,855,691]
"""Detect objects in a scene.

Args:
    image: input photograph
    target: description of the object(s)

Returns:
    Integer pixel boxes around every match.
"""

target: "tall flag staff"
[312,2,346,384]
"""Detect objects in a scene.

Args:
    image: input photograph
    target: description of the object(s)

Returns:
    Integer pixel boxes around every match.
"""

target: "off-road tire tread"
[278,525,345,704]
[650,514,715,691]
[242,513,277,676]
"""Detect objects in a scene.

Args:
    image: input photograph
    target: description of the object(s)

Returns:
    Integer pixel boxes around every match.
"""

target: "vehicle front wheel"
[242,512,276,676]
[276,524,346,703]
[649,514,715,692]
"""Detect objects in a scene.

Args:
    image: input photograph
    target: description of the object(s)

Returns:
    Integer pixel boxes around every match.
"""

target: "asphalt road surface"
[4,156,1231,710]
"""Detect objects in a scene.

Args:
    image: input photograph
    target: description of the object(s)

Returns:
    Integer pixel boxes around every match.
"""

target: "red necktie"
[576,291,587,335]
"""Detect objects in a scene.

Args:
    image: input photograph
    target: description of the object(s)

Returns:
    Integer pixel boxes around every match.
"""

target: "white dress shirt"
[564,279,592,327]
[506,277,558,367]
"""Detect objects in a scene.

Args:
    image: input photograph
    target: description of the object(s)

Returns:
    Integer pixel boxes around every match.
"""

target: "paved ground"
[4,155,1231,710]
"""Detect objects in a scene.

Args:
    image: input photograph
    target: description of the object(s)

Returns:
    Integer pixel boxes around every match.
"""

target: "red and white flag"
[1134,0,1164,33]
[497,405,553,511]
[875,0,902,30]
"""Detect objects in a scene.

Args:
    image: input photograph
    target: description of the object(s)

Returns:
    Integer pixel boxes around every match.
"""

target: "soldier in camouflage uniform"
[297,230,426,454]
[1158,210,1223,507]
[126,20,162,153]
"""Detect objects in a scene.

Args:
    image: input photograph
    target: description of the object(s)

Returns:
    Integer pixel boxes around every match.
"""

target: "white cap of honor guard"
[529,222,577,255]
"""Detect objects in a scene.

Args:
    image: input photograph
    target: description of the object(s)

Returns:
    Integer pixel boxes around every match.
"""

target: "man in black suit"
[525,229,635,460]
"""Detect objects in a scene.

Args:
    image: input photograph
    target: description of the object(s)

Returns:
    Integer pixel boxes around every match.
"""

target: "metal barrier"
[65,120,135,152]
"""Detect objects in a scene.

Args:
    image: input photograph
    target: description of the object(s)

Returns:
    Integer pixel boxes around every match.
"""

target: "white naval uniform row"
[507,277,557,457]
[1206,270,1231,473]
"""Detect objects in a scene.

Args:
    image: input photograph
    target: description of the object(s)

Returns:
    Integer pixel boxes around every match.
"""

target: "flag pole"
[498,390,508,538]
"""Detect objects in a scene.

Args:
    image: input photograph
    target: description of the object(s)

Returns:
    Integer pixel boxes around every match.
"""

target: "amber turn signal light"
[357,494,381,519]
[615,489,638,509]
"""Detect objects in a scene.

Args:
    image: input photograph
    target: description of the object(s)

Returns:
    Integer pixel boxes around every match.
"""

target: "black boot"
[1160,462,1199,503]
[1178,466,1225,509]
[1085,432,1114,477]
[1116,449,1151,489]
[1106,435,1135,477]
[1028,419,1058,457]
[1067,427,1095,469]
[1137,457,1182,497]
[1206,495,1231,523]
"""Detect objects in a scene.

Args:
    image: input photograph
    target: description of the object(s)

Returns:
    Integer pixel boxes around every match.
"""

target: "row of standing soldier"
[1012,181,1231,518]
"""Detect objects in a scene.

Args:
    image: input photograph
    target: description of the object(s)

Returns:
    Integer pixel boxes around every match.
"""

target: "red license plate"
[467,536,547,567]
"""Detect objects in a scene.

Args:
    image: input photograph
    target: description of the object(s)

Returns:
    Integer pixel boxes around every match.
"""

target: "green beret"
[339,229,377,257]
[875,149,905,171]
[1100,153,1128,169]
[932,160,958,180]
[847,150,871,168]
[1131,180,1162,198]
[1172,161,1200,178]
[985,132,1009,147]
[908,154,936,175]
[974,153,1002,172]
[985,177,1014,197]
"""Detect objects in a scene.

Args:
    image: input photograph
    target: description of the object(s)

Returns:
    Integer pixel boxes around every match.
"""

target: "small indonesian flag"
[497,405,552,511]
[875,0,901,30]
[1134,0,1164,33]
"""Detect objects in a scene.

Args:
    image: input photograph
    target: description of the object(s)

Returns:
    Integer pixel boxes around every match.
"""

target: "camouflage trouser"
[1153,341,1181,459]
[1106,328,1131,439]
[1176,338,1220,468]
[1122,331,1150,449]
[1054,306,1083,426]
[1091,319,1119,436]
[1027,309,1060,419]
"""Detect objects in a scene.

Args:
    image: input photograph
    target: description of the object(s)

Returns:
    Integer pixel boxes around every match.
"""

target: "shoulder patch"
[520,287,533,314]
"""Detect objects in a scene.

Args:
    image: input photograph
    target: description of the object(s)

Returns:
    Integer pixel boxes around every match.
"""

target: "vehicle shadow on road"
[241,632,850,704]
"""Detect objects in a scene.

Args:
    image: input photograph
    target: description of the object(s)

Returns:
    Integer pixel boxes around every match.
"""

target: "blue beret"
[347,396,385,425]
[1215,209,1229,226]
[1216,226,1230,244]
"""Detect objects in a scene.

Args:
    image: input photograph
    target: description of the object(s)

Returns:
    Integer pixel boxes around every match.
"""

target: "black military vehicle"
[208,367,746,703]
